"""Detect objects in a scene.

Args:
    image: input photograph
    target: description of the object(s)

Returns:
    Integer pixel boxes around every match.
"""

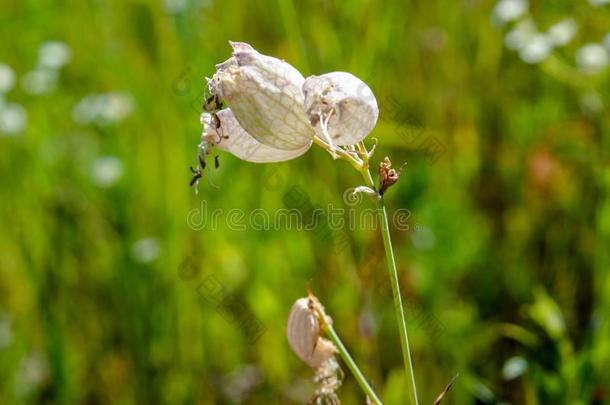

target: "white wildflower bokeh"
[73,92,135,125]
[493,0,528,25]
[0,103,27,136]
[21,41,71,95]
[546,19,577,47]
[588,0,610,7]
[494,0,610,80]
[576,43,610,74]
[90,156,124,188]
[502,356,528,380]
[38,41,72,69]
[519,34,553,64]
[0,64,16,94]
[504,19,537,51]
[163,0,188,14]
[131,237,161,263]
[14,352,50,399]
[21,68,59,95]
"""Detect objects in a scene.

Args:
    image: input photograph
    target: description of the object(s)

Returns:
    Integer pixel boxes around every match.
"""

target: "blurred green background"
[1,0,610,404]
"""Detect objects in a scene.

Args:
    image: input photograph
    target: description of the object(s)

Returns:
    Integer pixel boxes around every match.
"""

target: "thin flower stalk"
[323,323,382,405]
[199,42,419,404]
[376,201,419,405]
[358,143,419,405]
[325,139,419,404]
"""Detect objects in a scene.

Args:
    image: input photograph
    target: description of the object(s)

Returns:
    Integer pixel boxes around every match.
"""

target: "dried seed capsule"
[303,71,378,146]
[287,297,337,369]
[210,42,315,151]
[201,109,310,163]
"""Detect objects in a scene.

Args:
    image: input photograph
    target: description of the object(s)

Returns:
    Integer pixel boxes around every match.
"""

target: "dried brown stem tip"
[433,374,459,405]
[378,157,400,195]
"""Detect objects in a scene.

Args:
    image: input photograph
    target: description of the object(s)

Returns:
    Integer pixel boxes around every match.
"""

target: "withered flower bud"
[286,295,337,370]
[378,157,400,195]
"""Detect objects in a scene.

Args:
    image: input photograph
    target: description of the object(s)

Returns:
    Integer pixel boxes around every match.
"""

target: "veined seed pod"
[287,297,337,369]
[302,71,378,146]
[210,41,315,151]
[201,109,310,163]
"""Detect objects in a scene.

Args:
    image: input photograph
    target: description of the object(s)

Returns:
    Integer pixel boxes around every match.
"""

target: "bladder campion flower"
[200,41,378,164]
[197,42,415,405]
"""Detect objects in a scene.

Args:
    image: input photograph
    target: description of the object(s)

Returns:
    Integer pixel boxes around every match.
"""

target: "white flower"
[589,0,610,7]
[38,41,71,69]
[21,68,58,95]
[546,19,577,47]
[493,0,528,25]
[102,92,135,122]
[131,237,160,263]
[163,0,188,14]
[0,64,16,94]
[0,103,27,135]
[576,43,609,73]
[519,34,553,64]
[502,356,528,380]
[91,156,123,187]
[14,352,49,397]
[203,42,378,164]
[73,92,135,125]
[504,19,537,51]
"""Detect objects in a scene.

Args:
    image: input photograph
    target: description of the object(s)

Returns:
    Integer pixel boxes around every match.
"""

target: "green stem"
[376,199,419,405]
[312,138,418,403]
[355,143,419,404]
[323,323,383,405]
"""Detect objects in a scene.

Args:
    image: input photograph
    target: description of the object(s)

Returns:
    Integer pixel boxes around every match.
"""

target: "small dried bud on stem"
[378,157,401,196]
[287,292,343,404]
